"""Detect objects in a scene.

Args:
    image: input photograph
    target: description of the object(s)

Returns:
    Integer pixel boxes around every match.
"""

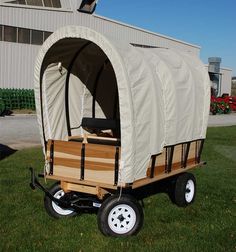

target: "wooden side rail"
[146,139,204,178]
[45,138,205,192]
[46,139,120,186]
[68,134,121,146]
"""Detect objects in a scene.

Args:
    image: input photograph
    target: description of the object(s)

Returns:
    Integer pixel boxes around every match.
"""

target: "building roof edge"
[93,14,201,49]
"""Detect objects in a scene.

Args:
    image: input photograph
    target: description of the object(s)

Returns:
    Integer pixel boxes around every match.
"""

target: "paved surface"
[208,112,236,127]
[0,114,41,150]
[0,113,236,151]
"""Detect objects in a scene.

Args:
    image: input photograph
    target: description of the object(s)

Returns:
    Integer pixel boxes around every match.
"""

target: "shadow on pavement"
[0,144,17,160]
[0,110,13,117]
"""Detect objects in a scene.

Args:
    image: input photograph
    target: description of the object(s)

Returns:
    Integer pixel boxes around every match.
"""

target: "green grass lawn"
[1,127,236,252]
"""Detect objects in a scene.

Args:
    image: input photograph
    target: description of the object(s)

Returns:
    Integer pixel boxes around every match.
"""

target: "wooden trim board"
[132,162,205,189]
[60,181,110,199]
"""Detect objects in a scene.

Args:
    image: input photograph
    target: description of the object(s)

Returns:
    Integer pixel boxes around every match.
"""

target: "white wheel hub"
[52,189,74,216]
[185,179,195,203]
[108,204,136,234]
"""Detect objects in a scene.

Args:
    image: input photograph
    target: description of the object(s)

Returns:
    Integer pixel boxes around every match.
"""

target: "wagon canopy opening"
[35,26,210,183]
[39,37,120,141]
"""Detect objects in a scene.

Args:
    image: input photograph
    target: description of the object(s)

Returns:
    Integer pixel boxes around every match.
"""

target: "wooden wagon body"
[46,136,205,199]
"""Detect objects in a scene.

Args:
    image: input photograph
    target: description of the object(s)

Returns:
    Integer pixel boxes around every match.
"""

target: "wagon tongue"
[29,167,72,208]
[29,167,101,211]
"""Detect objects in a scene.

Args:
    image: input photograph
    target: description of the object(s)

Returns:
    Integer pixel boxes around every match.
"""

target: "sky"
[96,0,236,75]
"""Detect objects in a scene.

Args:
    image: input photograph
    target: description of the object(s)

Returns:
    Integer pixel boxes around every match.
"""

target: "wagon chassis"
[30,135,206,213]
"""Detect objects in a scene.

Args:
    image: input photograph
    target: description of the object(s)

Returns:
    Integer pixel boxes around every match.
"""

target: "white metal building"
[218,67,232,95]
[0,0,232,95]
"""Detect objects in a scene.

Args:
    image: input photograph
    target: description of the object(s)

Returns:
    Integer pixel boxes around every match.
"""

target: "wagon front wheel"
[44,182,78,219]
[97,194,144,237]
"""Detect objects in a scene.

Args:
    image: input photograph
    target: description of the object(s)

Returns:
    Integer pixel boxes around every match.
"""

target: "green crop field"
[0,127,236,251]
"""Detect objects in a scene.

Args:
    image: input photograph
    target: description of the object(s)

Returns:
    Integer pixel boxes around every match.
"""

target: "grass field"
[0,127,236,251]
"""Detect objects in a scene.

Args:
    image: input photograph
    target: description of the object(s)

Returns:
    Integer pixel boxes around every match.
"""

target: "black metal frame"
[197,139,205,163]
[39,67,47,150]
[92,59,109,118]
[114,147,119,185]
[153,139,205,177]
[182,142,191,168]
[49,140,54,175]
[30,168,71,208]
[165,146,174,173]
[29,167,101,211]
[81,143,85,180]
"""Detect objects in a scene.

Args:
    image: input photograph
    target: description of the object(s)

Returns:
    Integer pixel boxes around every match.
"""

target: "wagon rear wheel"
[172,173,196,207]
[44,182,78,218]
[97,194,144,237]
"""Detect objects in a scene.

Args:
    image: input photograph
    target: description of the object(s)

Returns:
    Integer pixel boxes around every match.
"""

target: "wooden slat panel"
[146,161,184,177]
[54,157,80,169]
[188,142,196,159]
[54,151,81,160]
[85,144,117,159]
[187,158,196,166]
[153,145,182,168]
[46,140,117,186]
[52,151,115,164]
[60,181,111,199]
[68,134,119,142]
[172,161,182,171]
[155,152,166,166]
[47,140,118,160]
[46,174,118,189]
[83,169,114,184]
[146,165,165,177]
[50,168,114,185]
[172,145,182,163]
[53,157,114,171]
[66,183,98,195]
[146,141,199,177]
[85,160,114,171]
[54,165,80,178]
[54,140,83,156]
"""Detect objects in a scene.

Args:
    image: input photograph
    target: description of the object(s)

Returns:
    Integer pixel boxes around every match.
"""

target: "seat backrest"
[81,117,120,137]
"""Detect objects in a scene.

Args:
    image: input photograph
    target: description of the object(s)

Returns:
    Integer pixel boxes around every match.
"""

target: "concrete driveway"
[0,114,41,150]
[0,113,236,151]
[208,113,236,127]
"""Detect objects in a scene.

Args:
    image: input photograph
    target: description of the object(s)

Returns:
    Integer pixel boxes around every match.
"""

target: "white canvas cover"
[34,26,210,184]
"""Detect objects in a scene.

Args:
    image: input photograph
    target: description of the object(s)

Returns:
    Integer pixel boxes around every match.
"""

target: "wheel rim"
[108,204,136,234]
[52,189,74,216]
[185,179,195,203]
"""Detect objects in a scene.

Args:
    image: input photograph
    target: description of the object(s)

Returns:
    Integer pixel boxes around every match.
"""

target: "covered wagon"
[30,26,210,237]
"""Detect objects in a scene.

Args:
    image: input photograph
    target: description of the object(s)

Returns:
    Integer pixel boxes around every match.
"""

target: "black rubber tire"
[166,176,178,204]
[173,173,196,207]
[97,194,144,237]
[44,182,78,219]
